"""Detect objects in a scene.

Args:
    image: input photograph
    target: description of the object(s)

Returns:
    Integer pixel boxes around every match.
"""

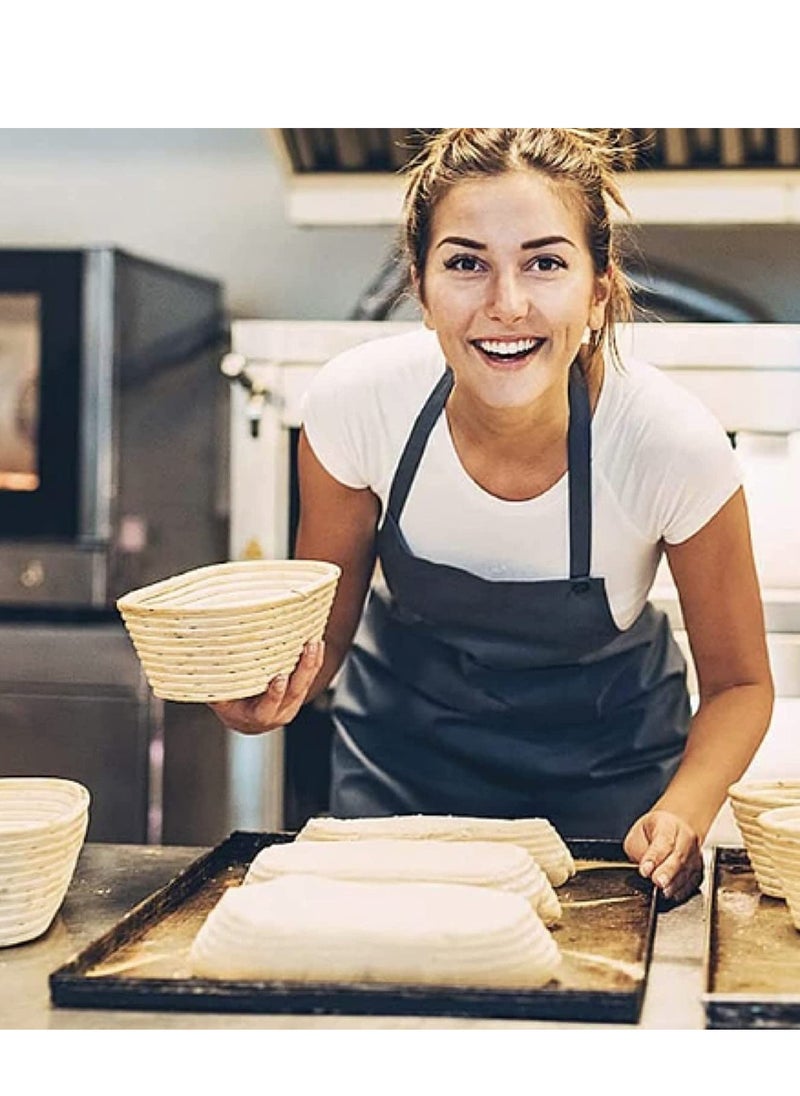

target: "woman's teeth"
[474,338,543,362]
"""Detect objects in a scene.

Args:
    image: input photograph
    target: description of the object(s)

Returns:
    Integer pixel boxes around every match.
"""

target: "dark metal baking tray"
[703,845,800,1028]
[50,831,656,1023]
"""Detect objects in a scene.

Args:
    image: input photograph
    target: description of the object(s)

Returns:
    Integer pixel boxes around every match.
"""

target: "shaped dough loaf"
[245,838,562,925]
[296,814,576,887]
[189,874,562,989]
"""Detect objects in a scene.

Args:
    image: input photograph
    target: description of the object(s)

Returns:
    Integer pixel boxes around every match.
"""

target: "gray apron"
[329,362,691,839]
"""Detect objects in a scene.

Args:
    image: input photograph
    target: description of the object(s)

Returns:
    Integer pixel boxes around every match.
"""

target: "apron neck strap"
[567,360,592,581]
[386,367,454,521]
[386,360,592,580]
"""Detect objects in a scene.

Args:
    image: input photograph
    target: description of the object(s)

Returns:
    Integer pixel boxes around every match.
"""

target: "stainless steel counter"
[0,842,710,1030]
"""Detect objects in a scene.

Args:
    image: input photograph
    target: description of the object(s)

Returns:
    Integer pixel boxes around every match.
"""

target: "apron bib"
[329,362,691,839]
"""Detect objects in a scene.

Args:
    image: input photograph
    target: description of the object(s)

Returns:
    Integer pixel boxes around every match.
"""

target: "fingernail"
[271,674,289,690]
[654,874,668,889]
[640,859,655,878]
[306,640,320,656]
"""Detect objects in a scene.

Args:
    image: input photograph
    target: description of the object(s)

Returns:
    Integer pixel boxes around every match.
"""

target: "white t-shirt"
[301,328,743,630]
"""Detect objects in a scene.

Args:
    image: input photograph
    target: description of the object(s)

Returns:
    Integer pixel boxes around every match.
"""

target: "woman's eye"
[530,255,566,273]
[444,254,484,273]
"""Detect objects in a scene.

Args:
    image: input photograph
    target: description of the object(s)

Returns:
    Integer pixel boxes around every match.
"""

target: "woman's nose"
[485,271,529,324]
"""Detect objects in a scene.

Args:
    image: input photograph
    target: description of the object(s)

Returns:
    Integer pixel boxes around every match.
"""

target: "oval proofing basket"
[116,559,341,703]
[727,780,800,897]
[759,805,800,928]
[0,777,90,948]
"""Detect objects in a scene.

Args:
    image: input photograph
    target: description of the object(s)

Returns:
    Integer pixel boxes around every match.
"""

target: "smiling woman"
[210,129,774,906]
[414,171,611,498]
[403,128,635,375]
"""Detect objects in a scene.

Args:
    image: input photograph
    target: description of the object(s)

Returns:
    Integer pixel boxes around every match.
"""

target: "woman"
[212,129,774,903]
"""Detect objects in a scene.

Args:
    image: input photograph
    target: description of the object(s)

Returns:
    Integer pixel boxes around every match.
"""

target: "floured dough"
[189,874,562,989]
[296,814,576,887]
[245,838,562,925]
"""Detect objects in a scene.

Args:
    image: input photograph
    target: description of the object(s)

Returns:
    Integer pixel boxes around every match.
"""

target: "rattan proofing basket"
[727,779,800,897]
[116,559,341,702]
[759,806,800,928]
[0,777,90,947]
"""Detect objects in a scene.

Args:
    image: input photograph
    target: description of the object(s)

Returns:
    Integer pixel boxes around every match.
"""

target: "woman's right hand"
[208,640,325,735]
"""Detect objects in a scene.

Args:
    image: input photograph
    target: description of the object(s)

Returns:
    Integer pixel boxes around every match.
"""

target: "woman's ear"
[588,267,612,332]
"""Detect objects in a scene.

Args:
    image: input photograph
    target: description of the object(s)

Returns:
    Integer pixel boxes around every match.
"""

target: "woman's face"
[417,170,610,411]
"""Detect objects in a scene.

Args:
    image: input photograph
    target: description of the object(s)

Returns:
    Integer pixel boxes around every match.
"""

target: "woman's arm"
[623,487,775,900]
[209,429,380,734]
[294,429,381,699]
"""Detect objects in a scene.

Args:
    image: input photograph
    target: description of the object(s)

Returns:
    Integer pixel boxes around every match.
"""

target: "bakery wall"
[0,128,388,320]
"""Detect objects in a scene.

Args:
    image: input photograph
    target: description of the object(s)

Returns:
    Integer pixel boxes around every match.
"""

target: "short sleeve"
[299,352,373,490]
[653,404,744,545]
[298,328,445,496]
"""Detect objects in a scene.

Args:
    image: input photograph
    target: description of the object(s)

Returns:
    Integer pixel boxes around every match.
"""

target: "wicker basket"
[727,779,800,897]
[759,806,800,927]
[0,777,90,947]
[116,559,341,702]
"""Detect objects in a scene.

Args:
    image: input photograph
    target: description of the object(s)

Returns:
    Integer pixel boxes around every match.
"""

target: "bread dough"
[296,814,576,887]
[189,874,562,988]
[245,838,562,925]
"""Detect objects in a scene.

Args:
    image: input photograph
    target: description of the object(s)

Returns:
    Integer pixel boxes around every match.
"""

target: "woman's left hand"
[623,810,704,903]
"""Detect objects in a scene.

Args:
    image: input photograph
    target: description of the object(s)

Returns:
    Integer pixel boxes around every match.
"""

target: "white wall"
[0,128,396,320]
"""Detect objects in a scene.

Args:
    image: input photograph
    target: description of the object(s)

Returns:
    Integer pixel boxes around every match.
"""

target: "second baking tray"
[703,846,800,1028]
[50,832,656,1023]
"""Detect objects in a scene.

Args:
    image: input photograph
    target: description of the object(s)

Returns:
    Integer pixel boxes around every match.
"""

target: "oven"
[0,251,83,541]
[224,320,800,837]
[0,248,231,846]
[0,247,227,610]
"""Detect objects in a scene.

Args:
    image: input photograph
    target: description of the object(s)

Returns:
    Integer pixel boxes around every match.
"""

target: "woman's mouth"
[472,337,546,368]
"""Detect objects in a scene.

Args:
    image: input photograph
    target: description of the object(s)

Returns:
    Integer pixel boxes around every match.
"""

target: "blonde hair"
[401,128,636,371]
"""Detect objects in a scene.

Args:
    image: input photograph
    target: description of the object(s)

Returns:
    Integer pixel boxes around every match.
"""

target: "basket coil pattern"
[0,777,90,948]
[759,805,800,929]
[727,780,800,898]
[116,559,341,703]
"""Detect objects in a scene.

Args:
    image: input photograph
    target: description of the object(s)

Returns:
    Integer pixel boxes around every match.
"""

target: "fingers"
[276,638,325,717]
[661,857,704,904]
[638,822,680,883]
[208,694,271,734]
[208,640,325,735]
[624,809,703,902]
[649,833,700,895]
[622,820,649,865]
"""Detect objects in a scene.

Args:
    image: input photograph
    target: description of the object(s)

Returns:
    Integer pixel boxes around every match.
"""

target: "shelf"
[281,169,800,227]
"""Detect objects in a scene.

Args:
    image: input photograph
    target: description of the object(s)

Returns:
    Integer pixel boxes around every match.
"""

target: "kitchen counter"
[0,842,711,1030]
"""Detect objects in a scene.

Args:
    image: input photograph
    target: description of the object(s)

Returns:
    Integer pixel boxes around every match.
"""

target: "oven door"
[0,250,83,540]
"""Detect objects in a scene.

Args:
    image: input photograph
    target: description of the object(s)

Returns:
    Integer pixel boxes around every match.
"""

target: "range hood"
[267,128,800,227]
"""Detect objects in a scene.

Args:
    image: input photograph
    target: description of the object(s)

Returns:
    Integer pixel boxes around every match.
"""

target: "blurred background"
[1,128,800,322]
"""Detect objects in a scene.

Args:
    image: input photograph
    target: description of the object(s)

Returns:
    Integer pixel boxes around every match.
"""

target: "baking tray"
[703,846,800,1028]
[50,831,657,1023]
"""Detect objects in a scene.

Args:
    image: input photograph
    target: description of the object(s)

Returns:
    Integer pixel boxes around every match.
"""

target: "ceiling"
[275,129,800,174]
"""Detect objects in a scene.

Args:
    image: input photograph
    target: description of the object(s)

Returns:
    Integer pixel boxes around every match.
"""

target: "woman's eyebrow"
[435,234,576,250]
[436,236,485,250]
[522,235,576,250]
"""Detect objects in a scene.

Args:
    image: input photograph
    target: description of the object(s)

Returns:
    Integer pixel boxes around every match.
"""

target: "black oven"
[0,251,83,540]
[0,248,231,845]
[0,247,227,611]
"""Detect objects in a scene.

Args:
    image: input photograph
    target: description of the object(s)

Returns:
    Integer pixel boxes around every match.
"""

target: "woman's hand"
[623,809,704,904]
[208,640,325,735]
